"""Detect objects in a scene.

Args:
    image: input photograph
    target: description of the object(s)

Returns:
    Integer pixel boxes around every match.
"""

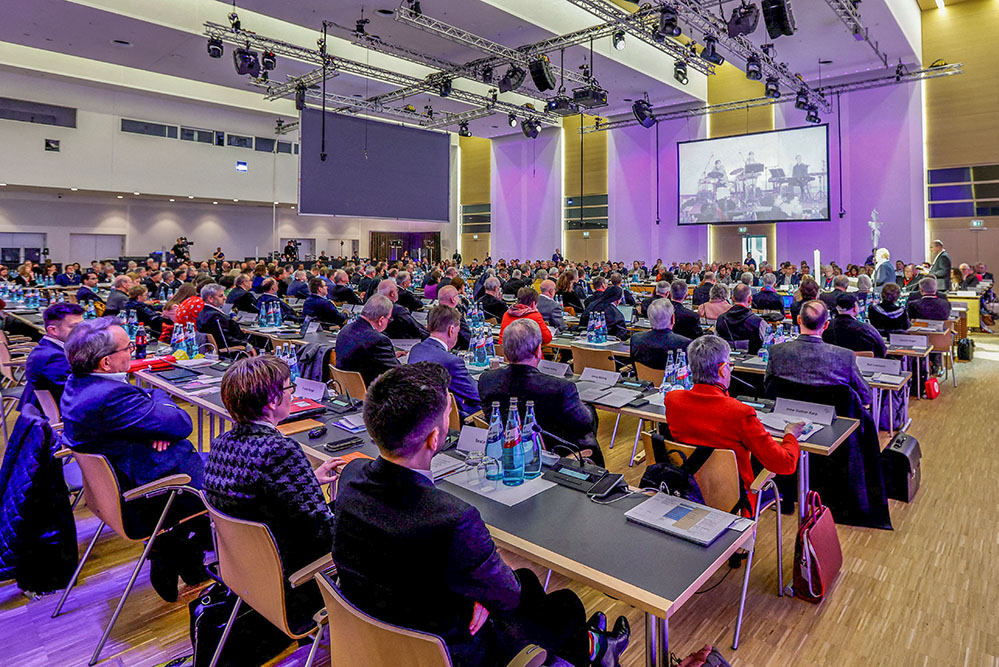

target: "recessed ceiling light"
[70,187,78,191]
[133,191,140,195]
[117,195,123,199]
[169,198,175,202]
[111,39,133,47]
[0,183,7,186]
[274,201,280,205]
[212,201,218,205]
[188,195,194,199]
[934,0,945,8]
[291,205,295,209]
[232,198,239,202]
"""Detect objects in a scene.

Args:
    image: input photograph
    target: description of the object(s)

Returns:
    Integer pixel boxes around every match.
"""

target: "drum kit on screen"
[681,153,828,223]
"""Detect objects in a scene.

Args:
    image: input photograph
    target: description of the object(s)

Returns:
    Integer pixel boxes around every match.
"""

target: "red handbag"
[793,491,842,603]
[924,376,940,399]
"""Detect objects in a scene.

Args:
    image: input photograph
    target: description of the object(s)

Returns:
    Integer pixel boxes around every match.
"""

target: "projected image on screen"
[677,125,829,225]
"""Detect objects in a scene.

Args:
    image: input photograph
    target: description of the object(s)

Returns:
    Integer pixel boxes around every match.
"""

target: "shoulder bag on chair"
[793,491,843,603]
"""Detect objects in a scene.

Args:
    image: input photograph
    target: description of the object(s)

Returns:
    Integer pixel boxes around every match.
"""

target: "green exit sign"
[737,226,748,234]
[971,219,984,228]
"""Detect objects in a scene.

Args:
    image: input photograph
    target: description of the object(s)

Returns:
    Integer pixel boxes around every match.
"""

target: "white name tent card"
[773,398,835,425]
[855,357,902,374]
[537,360,570,377]
[455,426,488,453]
[294,377,326,401]
[890,333,928,348]
[579,367,621,387]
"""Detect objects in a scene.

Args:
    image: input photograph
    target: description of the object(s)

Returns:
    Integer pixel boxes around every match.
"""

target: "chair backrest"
[854,350,874,358]
[34,388,61,423]
[563,305,576,317]
[0,342,19,384]
[471,413,488,429]
[73,452,129,538]
[316,572,452,667]
[926,331,954,354]
[640,433,741,512]
[634,362,665,386]
[493,342,504,359]
[569,345,615,375]
[447,392,460,431]
[204,501,300,638]
[329,366,368,402]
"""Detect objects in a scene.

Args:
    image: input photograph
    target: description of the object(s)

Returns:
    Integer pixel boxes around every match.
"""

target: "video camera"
[177,237,194,247]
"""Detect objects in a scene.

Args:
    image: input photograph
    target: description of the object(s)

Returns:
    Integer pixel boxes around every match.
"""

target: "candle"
[813,249,821,278]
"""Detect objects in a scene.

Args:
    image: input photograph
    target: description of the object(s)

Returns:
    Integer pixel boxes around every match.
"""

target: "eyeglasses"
[282,384,295,393]
[113,342,136,355]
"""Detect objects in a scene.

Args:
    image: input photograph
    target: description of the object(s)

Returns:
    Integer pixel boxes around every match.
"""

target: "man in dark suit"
[226,274,259,314]
[75,272,104,307]
[639,281,670,317]
[819,275,850,310]
[669,280,702,340]
[536,280,566,332]
[751,273,785,315]
[927,239,952,292]
[287,271,311,300]
[61,317,208,601]
[55,264,81,287]
[396,271,424,313]
[356,266,377,302]
[766,300,871,406]
[583,276,607,310]
[776,265,800,288]
[257,278,299,322]
[479,319,604,466]
[717,284,766,354]
[143,270,165,298]
[907,277,951,321]
[691,272,715,307]
[377,280,429,340]
[503,269,527,297]
[334,295,402,386]
[476,277,508,321]
[407,305,479,419]
[823,293,887,357]
[437,285,471,350]
[330,269,362,305]
[303,278,346,326]
[18,303,83,410]
[332,363,628,667]
[630,299,691,370]
[198,283,256,353]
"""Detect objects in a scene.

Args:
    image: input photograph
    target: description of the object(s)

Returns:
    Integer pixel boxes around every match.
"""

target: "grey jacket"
[536,294,566,331]
[765,335,872,406]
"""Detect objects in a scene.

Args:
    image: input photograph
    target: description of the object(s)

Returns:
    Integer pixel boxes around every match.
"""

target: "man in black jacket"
[330,269,362,305]
[75,272,104,307]
[396,271,424,313]
[820,275,850,310]
[198,284,256,353]
[669,280,702,340]
[691,272,715,307]
[907,277,951,321]
[717,284,766,354]
[823,293,887,357]
[302,278,345,326]
[226,274,259,314]
[377,280,429,341]
[476,277,508,321]
[332,362,628,667]
[751,273,785,315]
[629,299,691,370]
[356,266,377,302]
[639,281,669,317]
[334,295,401,386]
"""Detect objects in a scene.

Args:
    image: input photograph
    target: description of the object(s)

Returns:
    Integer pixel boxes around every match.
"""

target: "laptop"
[618,305,635,323]
[781,294,793,309]
[221,303,233,316]
[412,310,429,326]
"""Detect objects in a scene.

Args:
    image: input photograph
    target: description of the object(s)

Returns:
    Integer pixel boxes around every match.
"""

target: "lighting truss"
[579,62,962,132]
[422,106,496,130]
[204,22,331,68]
[822,0,889,68]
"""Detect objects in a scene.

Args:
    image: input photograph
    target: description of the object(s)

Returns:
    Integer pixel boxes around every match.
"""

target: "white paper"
[579,367,621,387]
[537,360,570,377]
[294,377,326,401]
[431,454,466,480]
[873,373,907,384]
[645,392,665,407]
[756,412,824,441]
[590,388,641,408]
[624,493,736,545]
[456,426,488,453]
[444,469,555,506]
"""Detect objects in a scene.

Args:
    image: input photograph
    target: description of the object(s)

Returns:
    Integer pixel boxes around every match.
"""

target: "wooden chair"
[570,345,622,449]
[204,500,330,667]
[447,392,461,432]
[854,350,875,358]
[204,333,245,358]
[0,341,28,442]
[51,452,204,666]
[640,431,783,650]
[927,329,957,387]
[34,388,62,430]
[329,366,368,403]
[493,342,504,360]
[562,305,576,317]
[628,363,666,466]
[316,571,548,667]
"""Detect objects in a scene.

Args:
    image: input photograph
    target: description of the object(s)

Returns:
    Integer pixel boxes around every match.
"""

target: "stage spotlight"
[764,76,781,98]
[521,118,541,139]
[481,65,494,83]
[794,89,809,110]
[612,30,626,51]
[507,113,518,128]
[439,78,453,97]
[727,1,760,37]
[632,99,657,128]
[745,55,762,80]
[261,50,276,71]
[656,7,682,40]
[207,37,223,59]
[295,85,306,111]
[674,59,688,85]
[805,105,821,124]
[700,36,725,66]
[458,121,471,137]
[233,46,260,77]
[498,65,526,93]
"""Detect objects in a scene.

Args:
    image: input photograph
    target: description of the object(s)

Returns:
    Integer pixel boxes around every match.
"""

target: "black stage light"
[805,105,821,124]
[439,78,453,97]
[794,89,809,110]
[295,85,306,111]
[632,99,657,128]
[207,37,223,59]
[261,50,276,71]
[764,76,781,98]
[507,113,518,127]
[656,7,682,39]
[458,121,471,137]
[745,55,763,80]
[481,65,494,83]
[674,59,688,85]
[233,47,260,77]
[727,1,760,37]
[521,118,541,139]
[700,36,725,66]
[528,55,557,92]
[498,65,526,93]
[612,30,626,50]
[761,0,796,39]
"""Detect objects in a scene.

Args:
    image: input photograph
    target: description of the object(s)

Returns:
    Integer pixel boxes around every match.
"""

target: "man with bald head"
[378,279,429,341]
[437,285,471,350]
[395,271,423,313]
[330,269,362,305]
[536,279,566,331]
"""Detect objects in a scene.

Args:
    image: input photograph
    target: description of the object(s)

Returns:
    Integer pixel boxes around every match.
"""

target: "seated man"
[377,279,429,340]
[716,283,766,354]
[669,280,702,340]
[75,272,104,307]
[286,270,310,300]
[329,269,362,305]
[302,277,346,327]
[55,264,81,287]
[480,319,604,466]
[395,271,423,313]
[907,276,951,321]
[751,273,785,315]
[407,305,480,419]
[476,276,508,321]
[332,363,628,667]
[256,278,298,321]
[499,288,553,346]
[766,300,871,406]
[664,335,802,515]
[226,273,259,314]
[819,275,850,310]
[334,295,402,386]
[18,302,83,410]
[197,283,256,353]
[868,282,909,334]
[536,279,566,332]
[822,293,887,357]
[123,285,166,335]
[691,271,714,307]
[629,299,691,370]
[105,275,132,315]
[61,317,208,601]
[639,280,670,317]
[437,285,471,350]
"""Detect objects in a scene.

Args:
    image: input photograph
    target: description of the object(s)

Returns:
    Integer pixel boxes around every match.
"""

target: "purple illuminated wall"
[775,83,925,266]
[608,116,708,264]
[490,128,562,261]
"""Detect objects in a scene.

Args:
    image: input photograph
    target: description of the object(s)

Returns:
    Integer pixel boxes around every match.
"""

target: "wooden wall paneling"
[459,136,491,206]
[563,114,608,198]
[928,216,999,271]
[565,229,609,264]
[460,233,491,262]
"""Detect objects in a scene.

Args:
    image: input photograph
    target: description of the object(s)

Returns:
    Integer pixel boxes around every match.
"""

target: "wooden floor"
[2,336,997,666]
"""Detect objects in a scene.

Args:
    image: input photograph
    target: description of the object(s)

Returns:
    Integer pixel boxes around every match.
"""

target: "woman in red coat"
[499,287,553,346]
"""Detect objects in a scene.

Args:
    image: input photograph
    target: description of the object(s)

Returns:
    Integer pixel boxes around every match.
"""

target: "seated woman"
[158,283,197,343]
[123,285,166,336]
[697,283,731,320]
[499,287,553,346]
[555,270,585,313]
[578,285,630,340]
[204,356,344,632]
[869,282,910,334]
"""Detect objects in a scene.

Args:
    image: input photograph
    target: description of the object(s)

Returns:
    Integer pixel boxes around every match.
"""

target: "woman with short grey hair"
[687,334,733,385]
[698,283,732,320]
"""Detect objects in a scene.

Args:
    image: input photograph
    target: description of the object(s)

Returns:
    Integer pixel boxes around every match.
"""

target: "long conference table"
[132,363,755,666]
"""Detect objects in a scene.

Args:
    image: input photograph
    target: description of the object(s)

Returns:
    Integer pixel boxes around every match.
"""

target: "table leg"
[797,451,810,524]
[644,612,668,667]
[912,356,921,400]
[209,413,215,443]
[197,408,203,453]
[888,388,894,434]
[872,387,882,432]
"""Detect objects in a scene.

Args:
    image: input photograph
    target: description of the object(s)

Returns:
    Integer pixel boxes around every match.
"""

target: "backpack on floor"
[956,337,975,361]
[189,582,292,667]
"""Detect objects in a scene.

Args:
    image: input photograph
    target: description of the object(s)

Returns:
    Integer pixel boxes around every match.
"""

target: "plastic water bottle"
[174,322,186,354]
[586,314,595,343]
[287,344,301,382]
[502,397,524,487]
[665,350,677,388]
[258,304,267,327]
[274,302,284,327]
[485,327,495,357]
[186,323,198,357]
[521,400,543,479]
[475,326,489,366]
[597,311,607,343]
[484,402,505,481]
[134,326,147,359]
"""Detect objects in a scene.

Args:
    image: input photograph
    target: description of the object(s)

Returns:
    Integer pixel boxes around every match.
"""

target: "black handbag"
[189,582,292,667]
[639,436,712,505]
[957,337,975,361]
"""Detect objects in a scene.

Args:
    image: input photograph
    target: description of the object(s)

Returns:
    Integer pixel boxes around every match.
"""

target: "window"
[180,127,214,144]
[255,137,276,152]
[226,134,253,149]
[564,194,608,229]
[277,141,293,154]
[0,97,77,128]
[927,163,999,219]
[461,204,490,233]
[121,118,177,138]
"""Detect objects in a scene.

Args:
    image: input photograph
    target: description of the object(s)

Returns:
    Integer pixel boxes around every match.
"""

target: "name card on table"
[537,360,570,377]
[579,367,621,387]
[456,426,488,453]
[773,398,836,425]
[294,377,326,401]
[855,356,902,375]
[890,333,928,348]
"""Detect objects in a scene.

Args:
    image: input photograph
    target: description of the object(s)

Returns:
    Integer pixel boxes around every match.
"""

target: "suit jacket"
[226,287,259,314]
[629,328,691,370]
[407,338,480,418]
[356,277,376,301]
[766,335,871,406]
[330,284,362,305]
[476,293,508,321]
[196,304,250,349]
[287,280,310,300]
[671,300,702,340]
[105,289,128,315]
[776,273,800,288]
[303,295,345,326]
[397,288,423,313]
[639,294,664,317]
[578,303,629,340]
[928,249,952,291]
[55,274,81,287]
[385,303,429,341]
[751,288,785,314]
[868,302,909,334]
[332,457,521,666]
[123,299,164,334]
[819,289,846,311]
[873,262,896,289]
[691,282,713,307]
[75,286,104,305]
[334,317,400,386]
[716,305,765,354]
[822,314,887,357]
[18,337,70,411]
[502,278,526,297]
[257,293,298,321]
[535,294,565,331]
[907,294,950,321]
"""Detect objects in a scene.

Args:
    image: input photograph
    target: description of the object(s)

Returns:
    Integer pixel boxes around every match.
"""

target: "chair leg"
[629,419,643,467]
[609,414,620,449]
[304,624,324,667]
[951,352,957,387]
[52,521,105,618]
[542,568,552,592]
[771,483,784,597]
[208,597,243,667]
[733,498,764,650]
[89,490,178,666]
[70,489,85,511]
